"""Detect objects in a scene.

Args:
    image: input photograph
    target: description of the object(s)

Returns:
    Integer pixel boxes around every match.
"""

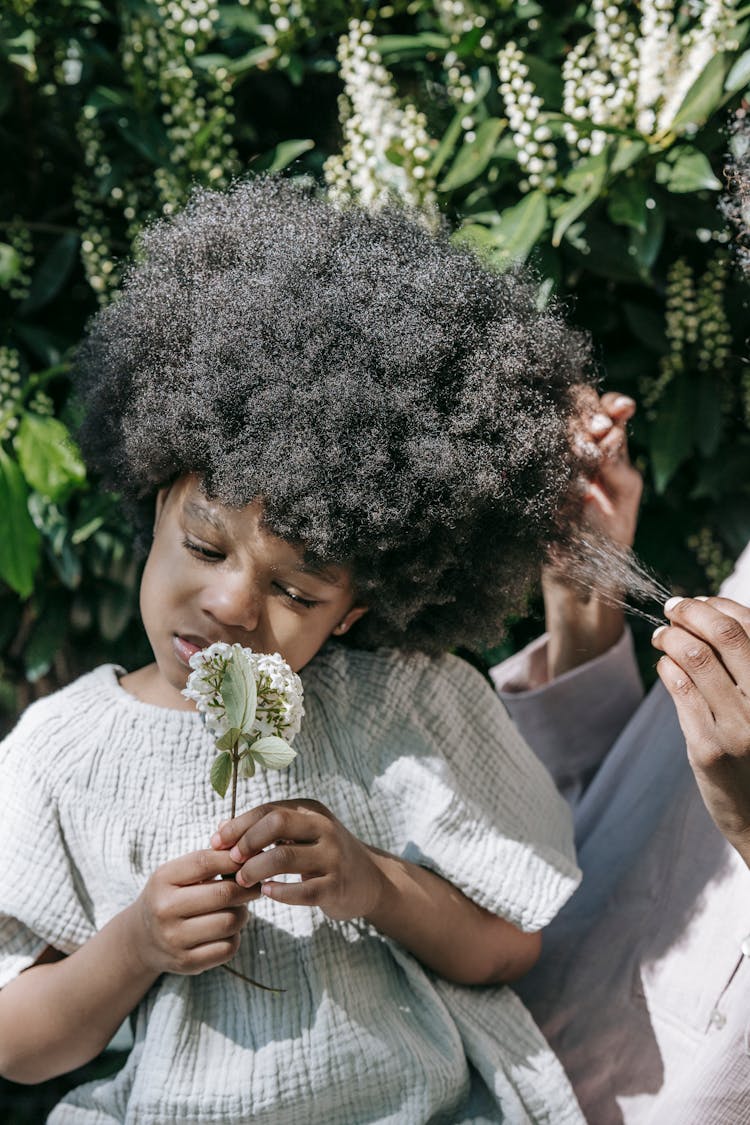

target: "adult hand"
[211,800,384,922]
[128,849,258,975]
[542,389,643,678]
[653,596,750,867]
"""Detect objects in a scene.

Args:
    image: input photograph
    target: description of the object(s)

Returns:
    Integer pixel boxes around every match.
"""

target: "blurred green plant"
[1,0,749,736]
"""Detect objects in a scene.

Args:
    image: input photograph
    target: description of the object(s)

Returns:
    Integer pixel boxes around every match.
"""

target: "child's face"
[138,475,367,708]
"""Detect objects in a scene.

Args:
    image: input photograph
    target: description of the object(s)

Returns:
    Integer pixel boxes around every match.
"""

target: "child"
[0,179,590,1124]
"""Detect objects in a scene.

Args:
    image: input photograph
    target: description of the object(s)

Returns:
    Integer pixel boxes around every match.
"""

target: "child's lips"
[173,634,206,667]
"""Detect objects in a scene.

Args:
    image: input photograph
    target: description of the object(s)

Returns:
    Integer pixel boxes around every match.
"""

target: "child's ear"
[332,605,368,636]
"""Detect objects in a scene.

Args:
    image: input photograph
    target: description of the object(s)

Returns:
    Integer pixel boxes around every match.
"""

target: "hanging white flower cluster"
[561,0,739,147]
[0,224,33,303]
[121,0,236,211]
[324,19,437,214]
[497,41,557,192]
[643,253,732,416]
[655,0,739,135]
[74,114,121,303]
[562,0,638,156]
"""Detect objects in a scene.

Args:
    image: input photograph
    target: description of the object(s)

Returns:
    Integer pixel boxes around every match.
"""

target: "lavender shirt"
[491,548,750,1125]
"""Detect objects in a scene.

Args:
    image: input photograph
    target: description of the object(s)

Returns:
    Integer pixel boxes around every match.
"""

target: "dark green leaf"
[459,190,548,267]
[0,448,40,598]
[19,232,79,315]
[439,119,504,193]
[428,110,465,179]
[251,138,314,174]
[376,33,449,61]
[628,203,665,278]
[24,596,68,682]
[609,138,648,176]
[12,324,68,367]
[693,373,724,458]
[724,48,750,94]
[552,187,599,246]
[97,583,135,641]
[649,378,694,493]
[662,147,721,193]
[607,177,649,232]
[14,414,86,501]
[210,751,233,798]
[623,302,668,354]
[671,54,727,132]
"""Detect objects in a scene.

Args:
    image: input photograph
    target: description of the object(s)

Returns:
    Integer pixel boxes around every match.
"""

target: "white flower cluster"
[434,0,490,38]
[562,0,638,156]
[559,0,739,149]
[497,41,557,192]
[0,223,33,302]
[655,0,739,135]
[122,0,236,209]
[324,19,437,214]
[183,642,305,744]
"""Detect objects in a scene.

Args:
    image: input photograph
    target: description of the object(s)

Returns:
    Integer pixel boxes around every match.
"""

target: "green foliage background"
[1,0,750,731]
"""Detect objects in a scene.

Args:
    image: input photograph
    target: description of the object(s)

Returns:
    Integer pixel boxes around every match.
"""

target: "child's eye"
[182,537,224,561]
[272,582,318,609]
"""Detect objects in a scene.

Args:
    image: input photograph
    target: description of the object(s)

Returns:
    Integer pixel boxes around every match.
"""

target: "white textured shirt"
[0,645,583,1124]
[492,548,750,1125]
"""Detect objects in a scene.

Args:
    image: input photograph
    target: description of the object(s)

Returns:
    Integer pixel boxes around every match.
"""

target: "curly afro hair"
[75,177,594,653]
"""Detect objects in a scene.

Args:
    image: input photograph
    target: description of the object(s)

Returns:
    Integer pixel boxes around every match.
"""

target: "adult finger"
[661,597,750,695]
[599,391,636,423]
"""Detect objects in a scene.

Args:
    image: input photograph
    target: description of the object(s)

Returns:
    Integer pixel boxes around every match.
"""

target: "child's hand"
[129,849,260,975]
[210,800,384,922]
[653,596,750,866]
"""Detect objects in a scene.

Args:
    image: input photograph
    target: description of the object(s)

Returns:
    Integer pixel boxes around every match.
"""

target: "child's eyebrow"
[295,562,344,587]
[183,500,226,533]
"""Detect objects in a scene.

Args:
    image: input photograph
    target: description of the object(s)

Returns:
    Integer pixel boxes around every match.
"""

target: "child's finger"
[181,907,250,948]
[661,597,750,696]
[229,805,321,865]
[164,848,244,886]
[260,876,327,907]
[235,842,319,889]
[177,878,260,918]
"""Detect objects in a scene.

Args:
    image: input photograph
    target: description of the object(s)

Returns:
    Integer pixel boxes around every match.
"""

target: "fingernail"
[614,395,635,410]
[210,832,222,848]
[652,625,668,642]
[695,595,709,602]
[590,413,613,435]
[229,846,243,862]
[664,596,684,613]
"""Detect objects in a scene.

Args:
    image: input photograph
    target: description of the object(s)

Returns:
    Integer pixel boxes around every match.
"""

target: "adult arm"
[654,595,750,866]
[0,848,256,1084]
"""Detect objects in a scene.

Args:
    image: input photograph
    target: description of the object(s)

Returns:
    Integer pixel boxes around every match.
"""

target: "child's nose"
[201,576,261,634]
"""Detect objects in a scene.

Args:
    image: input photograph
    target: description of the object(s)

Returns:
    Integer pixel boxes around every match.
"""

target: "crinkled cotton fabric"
[0,645,583,1124]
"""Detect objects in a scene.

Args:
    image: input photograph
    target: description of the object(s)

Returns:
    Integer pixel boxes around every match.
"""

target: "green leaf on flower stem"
[670,54,727,133]
[221,651,257,732]
[439,119,504,193]
[0,448,40,599]
[725,48,750,94]
[660,147,721,194]
[14,413,86,502]
[250,736,297,771]
[210,751,233,798]
[238,752,256,780]
[215,727,243,751]
[24,594,68,682]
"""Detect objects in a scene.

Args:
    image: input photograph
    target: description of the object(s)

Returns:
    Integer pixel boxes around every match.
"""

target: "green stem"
[230,745,239,820]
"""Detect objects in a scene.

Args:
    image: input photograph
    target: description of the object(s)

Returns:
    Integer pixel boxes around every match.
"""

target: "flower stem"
[230,745,239,820]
